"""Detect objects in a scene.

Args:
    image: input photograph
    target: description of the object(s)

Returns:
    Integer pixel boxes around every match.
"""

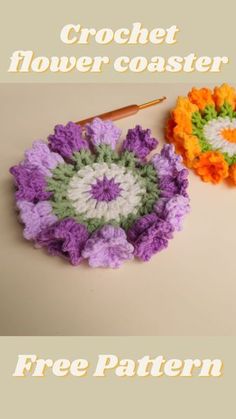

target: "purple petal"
[152,144,189,198]
[127,213,174,261]
[155,195,190,231]
[24,140,64,176]
[48,122,88,159]
[36,218,89,265]
[17,200,57,240]
[86,118,121,149]
[122,125,158,160]
[10,164,51,202]
[82,225,134,268]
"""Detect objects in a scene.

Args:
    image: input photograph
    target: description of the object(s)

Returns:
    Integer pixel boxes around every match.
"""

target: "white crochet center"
[203,116,236,157]
[67,162,145,221]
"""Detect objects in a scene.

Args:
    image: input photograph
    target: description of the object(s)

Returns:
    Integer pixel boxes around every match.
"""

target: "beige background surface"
[0,83,235,335]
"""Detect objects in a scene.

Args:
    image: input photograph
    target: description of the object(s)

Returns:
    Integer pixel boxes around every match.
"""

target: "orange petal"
[174,96,198,115]
[173,131,201,167]
[228,164,236,185]
[194,151,229,184]
[165,117,176,142]
[188,87,214,111]
[172,97,198,135]
[213,83,236,110]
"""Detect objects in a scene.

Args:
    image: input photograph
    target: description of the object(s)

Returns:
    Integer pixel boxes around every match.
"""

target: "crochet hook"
[76,97,166,126]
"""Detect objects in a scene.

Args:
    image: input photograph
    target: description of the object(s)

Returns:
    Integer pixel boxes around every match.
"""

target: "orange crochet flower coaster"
[166,83,236,185]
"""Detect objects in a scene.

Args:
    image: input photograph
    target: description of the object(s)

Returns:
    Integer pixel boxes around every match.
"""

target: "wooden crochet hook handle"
[76,97,166,126]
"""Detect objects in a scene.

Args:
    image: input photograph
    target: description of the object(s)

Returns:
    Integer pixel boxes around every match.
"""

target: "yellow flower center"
[221,128,236,143]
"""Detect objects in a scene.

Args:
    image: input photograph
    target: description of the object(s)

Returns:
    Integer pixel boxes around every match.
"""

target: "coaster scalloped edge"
[10,117,190,268]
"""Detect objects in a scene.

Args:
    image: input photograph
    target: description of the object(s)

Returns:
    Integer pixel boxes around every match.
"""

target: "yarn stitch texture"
[166,83,236,185]
[10,118,190,268]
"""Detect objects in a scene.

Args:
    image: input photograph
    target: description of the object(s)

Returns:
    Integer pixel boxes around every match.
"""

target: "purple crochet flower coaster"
[10,118,190,268]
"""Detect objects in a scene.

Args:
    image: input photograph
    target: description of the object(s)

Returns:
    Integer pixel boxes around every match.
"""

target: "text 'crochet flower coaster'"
[166,83,236,185]
[10,118,190,268]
